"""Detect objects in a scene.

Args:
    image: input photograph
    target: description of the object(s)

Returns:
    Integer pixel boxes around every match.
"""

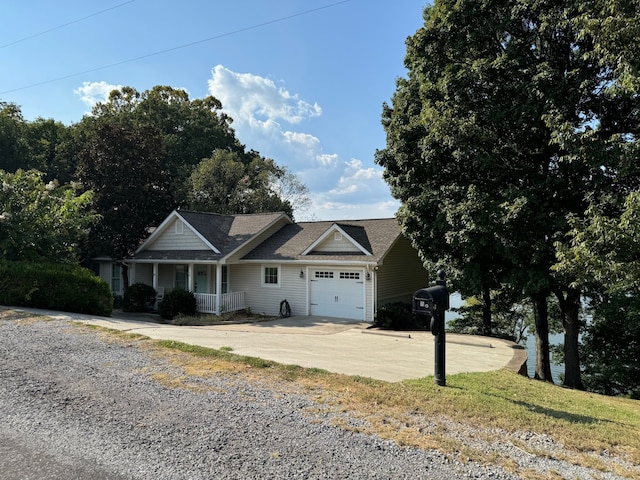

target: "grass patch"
[5,309,639,479]
[153,337,640,478]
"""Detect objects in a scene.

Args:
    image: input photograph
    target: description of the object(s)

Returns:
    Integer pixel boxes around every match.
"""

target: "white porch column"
[152,263,159,290]
[215,263,223,315]
[188,263,194,292]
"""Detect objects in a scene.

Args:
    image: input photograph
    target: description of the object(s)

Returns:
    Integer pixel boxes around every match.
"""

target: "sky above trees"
[0,0,427,220]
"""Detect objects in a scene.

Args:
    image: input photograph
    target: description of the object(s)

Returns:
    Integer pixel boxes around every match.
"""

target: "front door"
[195,265,208,293]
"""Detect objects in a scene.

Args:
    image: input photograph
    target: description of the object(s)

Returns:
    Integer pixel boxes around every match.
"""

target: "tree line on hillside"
[376,0,640,398]
[0,86,310,281]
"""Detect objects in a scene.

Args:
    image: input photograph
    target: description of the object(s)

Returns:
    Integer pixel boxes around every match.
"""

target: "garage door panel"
[310,269,364,320]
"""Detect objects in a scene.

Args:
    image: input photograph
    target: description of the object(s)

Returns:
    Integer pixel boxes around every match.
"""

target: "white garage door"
[309,269,365,320]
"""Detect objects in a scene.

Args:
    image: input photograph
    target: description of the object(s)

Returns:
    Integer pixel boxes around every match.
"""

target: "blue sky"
[1,0,428,220]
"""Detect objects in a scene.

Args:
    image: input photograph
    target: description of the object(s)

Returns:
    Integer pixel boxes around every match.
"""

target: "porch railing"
[194,292,245,314]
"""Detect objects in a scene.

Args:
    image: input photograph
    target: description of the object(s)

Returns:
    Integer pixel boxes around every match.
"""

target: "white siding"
[313,233,361,253]
[134,264,153,285]
[158,264,176,290]
[365,271,374,322]
[232,264,375,322]
[146,218,210,251]
[232,264,308,317]
[377,236,428,306]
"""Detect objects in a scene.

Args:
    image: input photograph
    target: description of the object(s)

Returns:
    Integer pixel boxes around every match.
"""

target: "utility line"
[0,0,352,96]
[0,0,137,49]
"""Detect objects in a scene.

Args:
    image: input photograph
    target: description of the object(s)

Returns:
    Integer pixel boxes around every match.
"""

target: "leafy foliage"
[186,150,293,217]
[555,192,640,398]
[75,123,171,260]
[449,294,531,343]
[0,169,97,262]
[376,0,640,390]
[580,295,640,399]
[159,288,197,320]
[87,86,242,205]
[122,283,157,312]
[0,260,113,316]
[374,302,427,330]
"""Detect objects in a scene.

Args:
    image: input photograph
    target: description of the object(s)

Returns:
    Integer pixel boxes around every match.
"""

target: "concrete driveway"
[12,308,526,382]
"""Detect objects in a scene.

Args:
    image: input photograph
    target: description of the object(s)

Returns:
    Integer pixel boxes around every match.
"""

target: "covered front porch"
[130,261,246,315]
[193,291,245,314]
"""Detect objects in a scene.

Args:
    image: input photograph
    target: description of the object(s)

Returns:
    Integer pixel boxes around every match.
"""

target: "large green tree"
[0,169,96,262]
[555,193,640,398]
[76,123,171,286]
[86,86,245,205]
[0,102,30,172]
[376,0,640,388]
[186,150,293,217]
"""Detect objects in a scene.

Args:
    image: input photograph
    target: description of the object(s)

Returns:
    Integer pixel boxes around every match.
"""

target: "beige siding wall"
[365,270,374,322]
[95,261,123,295]
[231,264,308,317]
[231,263,375,321]
[158,264,176,290]
[376,236,428,306]
[314,233,360,253]
[133,264,153,285]
[147,218,209,251]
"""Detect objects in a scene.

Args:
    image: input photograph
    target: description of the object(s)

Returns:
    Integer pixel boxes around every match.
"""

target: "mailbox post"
[413,270,449,386]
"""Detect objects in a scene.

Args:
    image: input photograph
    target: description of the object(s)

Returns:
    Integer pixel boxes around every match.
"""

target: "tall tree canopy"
[0,102,30,173]
[186,150,293,217]
[555,193,640,398]
[0,87,309,278]
[76,123,171,268]
[85,86,245,205]
[376,0,640,390]
[0,169,96,262]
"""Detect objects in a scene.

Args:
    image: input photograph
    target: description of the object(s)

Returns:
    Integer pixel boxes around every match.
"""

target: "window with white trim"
[175,220,184,234]
[175,265,187,289]
[262,266,280,287]
[111,264,121,294]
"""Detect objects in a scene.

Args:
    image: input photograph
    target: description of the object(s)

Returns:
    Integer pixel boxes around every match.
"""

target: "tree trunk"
[532,293,554,383]
[482,284,492,336]
[562,288,584,390]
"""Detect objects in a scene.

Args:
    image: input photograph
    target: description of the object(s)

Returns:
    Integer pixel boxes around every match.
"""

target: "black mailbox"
[413,285,449,316]
[414,270,449,386]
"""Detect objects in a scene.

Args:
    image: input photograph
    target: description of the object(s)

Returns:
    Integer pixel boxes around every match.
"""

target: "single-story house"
[97,210,429,322]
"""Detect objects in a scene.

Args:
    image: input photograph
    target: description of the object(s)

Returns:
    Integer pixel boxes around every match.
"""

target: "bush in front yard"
[374,302,427,330]
[122,283,156,312]
[159,288,197,320]
[0,260,113,316]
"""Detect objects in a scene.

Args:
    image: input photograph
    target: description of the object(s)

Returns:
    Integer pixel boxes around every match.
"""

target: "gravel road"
[0,312,635,479]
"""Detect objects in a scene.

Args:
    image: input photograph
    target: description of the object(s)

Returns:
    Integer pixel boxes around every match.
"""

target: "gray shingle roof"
[177,210,287,256]
[242,218,402,263]
[129,211,403,264]
[129,210,288,262]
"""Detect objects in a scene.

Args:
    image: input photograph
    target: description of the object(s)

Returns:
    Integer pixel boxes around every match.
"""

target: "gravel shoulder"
[0,311,635,479]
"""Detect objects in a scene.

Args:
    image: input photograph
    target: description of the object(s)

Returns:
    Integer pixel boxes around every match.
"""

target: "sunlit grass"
[150,338,640,478]
[4,310,639,479]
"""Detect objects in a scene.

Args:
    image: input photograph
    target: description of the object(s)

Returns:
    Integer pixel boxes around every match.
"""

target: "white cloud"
[74,81,123,107]
[208,65,320,125]
[207,65,397,220]
[329,159,383,195]
[310,197,399,221]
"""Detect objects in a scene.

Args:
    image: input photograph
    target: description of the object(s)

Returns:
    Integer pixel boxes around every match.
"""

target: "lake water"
[448,293,564,383]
